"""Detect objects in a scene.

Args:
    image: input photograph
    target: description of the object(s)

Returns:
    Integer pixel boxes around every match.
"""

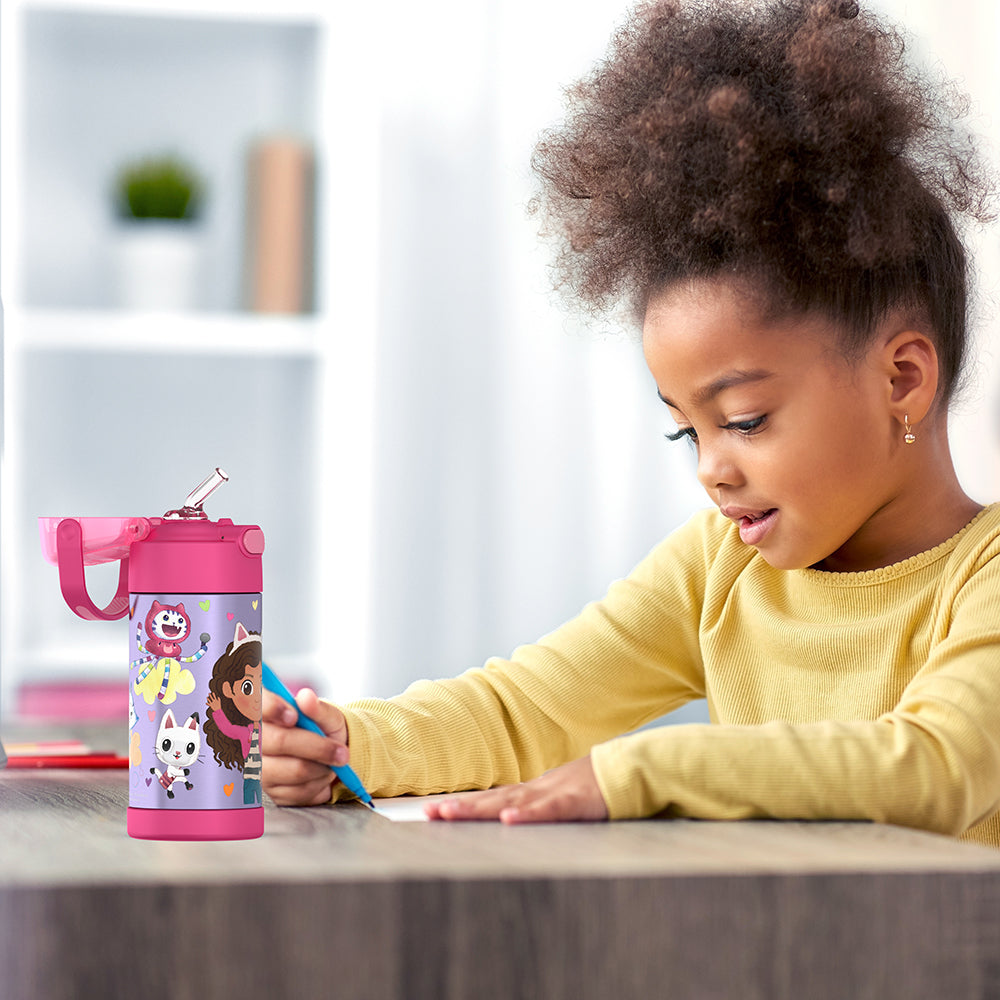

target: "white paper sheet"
[371,793,461,822]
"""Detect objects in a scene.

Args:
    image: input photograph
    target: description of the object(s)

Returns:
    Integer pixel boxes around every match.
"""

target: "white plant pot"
[112,221,204,311]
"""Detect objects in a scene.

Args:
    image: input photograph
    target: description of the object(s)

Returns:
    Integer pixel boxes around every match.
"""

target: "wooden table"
[2,767,1000,1000]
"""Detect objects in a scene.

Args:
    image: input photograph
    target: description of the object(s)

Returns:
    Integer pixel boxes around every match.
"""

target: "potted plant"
[111,155,206,311]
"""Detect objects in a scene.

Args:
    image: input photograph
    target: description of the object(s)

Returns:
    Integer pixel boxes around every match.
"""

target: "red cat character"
[131,601,210,703]
[142,601,192,658]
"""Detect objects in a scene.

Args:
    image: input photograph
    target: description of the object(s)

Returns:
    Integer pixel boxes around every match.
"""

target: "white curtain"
[363,0,707,696]
[871,0,1000,498]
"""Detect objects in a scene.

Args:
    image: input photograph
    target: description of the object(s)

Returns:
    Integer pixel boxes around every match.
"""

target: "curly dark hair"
[203,634,262,772]
[530,0,995,402]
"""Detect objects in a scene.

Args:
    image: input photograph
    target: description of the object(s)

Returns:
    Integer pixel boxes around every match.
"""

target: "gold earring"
[904,414,916,445]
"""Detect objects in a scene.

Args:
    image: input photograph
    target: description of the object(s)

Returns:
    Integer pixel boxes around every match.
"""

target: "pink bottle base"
[128,807,264,841]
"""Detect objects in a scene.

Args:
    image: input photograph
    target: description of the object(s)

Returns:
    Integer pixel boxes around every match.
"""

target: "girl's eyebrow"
[656,369,774,409]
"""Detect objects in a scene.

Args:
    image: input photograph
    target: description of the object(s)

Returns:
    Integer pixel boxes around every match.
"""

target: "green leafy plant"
[115,156,204,221]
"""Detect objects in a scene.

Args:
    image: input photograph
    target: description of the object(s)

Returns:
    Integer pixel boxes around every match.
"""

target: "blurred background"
[1,0,998,725]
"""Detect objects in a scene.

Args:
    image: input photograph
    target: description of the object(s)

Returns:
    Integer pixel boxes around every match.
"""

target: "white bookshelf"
[1,0,380,713]
[4,309,326,356]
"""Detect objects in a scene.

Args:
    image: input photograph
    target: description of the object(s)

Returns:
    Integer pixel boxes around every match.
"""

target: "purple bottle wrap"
[125,519,264,840]
[129,592,263,812]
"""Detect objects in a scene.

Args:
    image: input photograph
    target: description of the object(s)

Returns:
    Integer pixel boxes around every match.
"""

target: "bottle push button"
[239,527,266,556]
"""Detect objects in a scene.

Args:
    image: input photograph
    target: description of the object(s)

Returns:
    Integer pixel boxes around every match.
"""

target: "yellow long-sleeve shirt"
[337,504,1000,847]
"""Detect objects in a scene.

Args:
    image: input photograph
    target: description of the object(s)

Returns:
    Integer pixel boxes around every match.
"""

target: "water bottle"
[39,469,265,840]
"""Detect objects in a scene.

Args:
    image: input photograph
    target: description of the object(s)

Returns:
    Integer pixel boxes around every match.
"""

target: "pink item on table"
[38,469,266,841]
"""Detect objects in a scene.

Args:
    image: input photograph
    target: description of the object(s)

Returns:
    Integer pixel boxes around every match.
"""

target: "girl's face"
[223,660,263,722]
[644,279,908,572]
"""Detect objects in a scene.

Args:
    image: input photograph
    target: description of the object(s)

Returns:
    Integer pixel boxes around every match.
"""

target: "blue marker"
[262,663,375,809]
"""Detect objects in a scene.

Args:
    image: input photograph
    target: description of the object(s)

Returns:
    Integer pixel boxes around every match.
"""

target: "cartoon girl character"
[204,622,263,806]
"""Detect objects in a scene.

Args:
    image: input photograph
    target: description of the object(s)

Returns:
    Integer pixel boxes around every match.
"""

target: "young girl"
[262,0,1000,846]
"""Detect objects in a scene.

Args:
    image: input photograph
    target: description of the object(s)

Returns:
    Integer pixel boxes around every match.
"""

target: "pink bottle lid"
[127,517,264,594]
[39,469,264,621]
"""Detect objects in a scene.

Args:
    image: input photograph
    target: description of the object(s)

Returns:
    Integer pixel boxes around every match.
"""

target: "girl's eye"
[241,680,254,697]
[665,426,698,444]
[665,415,766,446]
[725,415,767,435]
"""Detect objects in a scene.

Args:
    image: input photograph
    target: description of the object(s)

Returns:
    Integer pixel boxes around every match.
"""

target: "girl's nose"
[696,441,743,492]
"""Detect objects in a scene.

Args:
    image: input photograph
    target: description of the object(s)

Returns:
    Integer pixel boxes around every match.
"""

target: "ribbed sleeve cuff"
[590,730,671,819]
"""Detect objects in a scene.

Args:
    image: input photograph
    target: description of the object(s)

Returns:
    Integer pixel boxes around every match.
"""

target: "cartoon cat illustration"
[131,601,210,705]
[149,709,201,799]
[136,602,206,659]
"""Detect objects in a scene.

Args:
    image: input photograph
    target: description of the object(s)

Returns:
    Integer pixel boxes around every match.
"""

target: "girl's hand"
[424,755,609,824]
[261,687,350,806]
[205,692,221,716]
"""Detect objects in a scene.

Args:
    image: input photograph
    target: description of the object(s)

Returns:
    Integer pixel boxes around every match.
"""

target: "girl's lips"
[736,508,778,546]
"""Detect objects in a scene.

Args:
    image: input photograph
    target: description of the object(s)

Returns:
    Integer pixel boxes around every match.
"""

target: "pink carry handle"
[54,518,132,621]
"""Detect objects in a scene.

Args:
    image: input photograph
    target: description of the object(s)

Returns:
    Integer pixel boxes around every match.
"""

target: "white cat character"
[149,709,201,799]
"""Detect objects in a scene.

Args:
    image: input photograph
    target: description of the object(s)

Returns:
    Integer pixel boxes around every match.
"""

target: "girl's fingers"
[426,783,561,822]
[425,787,519,821]
[261,688,349,745]
[261,688,353,808]
[261,689,298,726]
[497,790,589,825]
[264,768,336,807]
[261,718,344,765]
[428,789,560,823]
[262,750,338,805]
[295,688,351,745]
[262,752,328,789]
[425,756,609,824]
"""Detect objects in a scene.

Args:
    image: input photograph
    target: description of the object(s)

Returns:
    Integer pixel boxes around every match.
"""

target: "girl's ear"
[881,329,939,425]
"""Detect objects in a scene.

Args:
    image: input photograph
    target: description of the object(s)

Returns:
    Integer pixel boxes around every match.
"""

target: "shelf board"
[5,307,327,357]
[15,0,330,21]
